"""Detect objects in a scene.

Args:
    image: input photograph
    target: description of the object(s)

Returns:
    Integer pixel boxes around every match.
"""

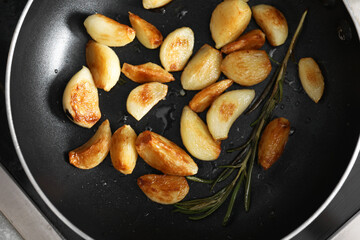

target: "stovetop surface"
[1,1,360,239]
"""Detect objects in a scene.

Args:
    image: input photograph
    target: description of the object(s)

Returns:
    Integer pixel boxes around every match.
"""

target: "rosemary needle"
[174,10,308,225]
[186,176,214,184]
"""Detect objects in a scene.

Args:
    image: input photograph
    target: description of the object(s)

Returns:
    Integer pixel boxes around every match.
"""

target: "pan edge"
[284,2,360,237]
[5,0,93,239]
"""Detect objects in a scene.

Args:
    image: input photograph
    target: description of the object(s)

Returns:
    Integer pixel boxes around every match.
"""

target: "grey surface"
[0,165,62,240]
[330,209,360,240]
[0,211,23,240]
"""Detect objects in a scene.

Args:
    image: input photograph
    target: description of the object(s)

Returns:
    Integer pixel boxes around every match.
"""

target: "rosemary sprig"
[174,10,308,225]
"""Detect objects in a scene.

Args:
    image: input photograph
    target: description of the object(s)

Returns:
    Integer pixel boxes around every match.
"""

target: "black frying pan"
[6,0,360,239]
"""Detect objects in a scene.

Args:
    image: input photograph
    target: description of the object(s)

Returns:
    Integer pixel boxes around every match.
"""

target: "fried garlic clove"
[298,57,325,103]
[86,40,120,92]
[207,89,255,140]
[210,0,252,49]
[126,82,168,121]
[181,44,222,90]
[121,62,174,83]
[142,0,173,9]
[159,27,194,72]
[135,131,198,176]
[221,50,272,86]
[84,13,135,47]
[189,79,233,113]
[221,29,266,54]
[258,118,290,170]
[110,125,138,175]
[129,12,163,49]
[137,174,189,204]
[63,66,101,128]
[180,106,221,161]
[69,120,111,169]
[252,4,288,47]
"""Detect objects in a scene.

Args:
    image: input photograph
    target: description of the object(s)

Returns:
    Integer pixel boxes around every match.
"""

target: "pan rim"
[4,0,360,239]
[5,0,92,239]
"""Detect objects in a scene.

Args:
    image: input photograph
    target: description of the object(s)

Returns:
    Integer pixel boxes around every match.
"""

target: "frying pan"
[5,0,360,239]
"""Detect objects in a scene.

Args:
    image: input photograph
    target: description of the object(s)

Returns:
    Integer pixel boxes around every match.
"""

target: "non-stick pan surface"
[6,0,360,239]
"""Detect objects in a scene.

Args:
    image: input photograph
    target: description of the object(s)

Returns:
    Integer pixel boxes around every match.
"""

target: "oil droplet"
[169,110,176,121]
[280,104,285,110]
[257,173,264,180]
[168,88,185,97]
[179,89,186,96]
[337,20,353,43]
[155,105,176,133]
[177,9,188,19]
[295,101,300,106]
[54,69,58,74]
[144,126,153,131]
[289,127,296,136]
[285,96,290,102]
[118,114,129,124]
[288,80,302,92]
[151,7,166,14]
[167,90,177,97]
[269,48,277,58]
[270,210,275,217]
[134,45,141,53]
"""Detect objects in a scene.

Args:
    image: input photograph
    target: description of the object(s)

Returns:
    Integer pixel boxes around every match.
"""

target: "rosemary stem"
[223,171,245,226]
[245,66,280,115]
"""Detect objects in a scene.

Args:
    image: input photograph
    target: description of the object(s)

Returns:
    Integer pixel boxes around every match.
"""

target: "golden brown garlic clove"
[62,66,101,128]
[69,120,111,169]
[137,174,189,204]
[258,118,291,170]
[135,131,198,176]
